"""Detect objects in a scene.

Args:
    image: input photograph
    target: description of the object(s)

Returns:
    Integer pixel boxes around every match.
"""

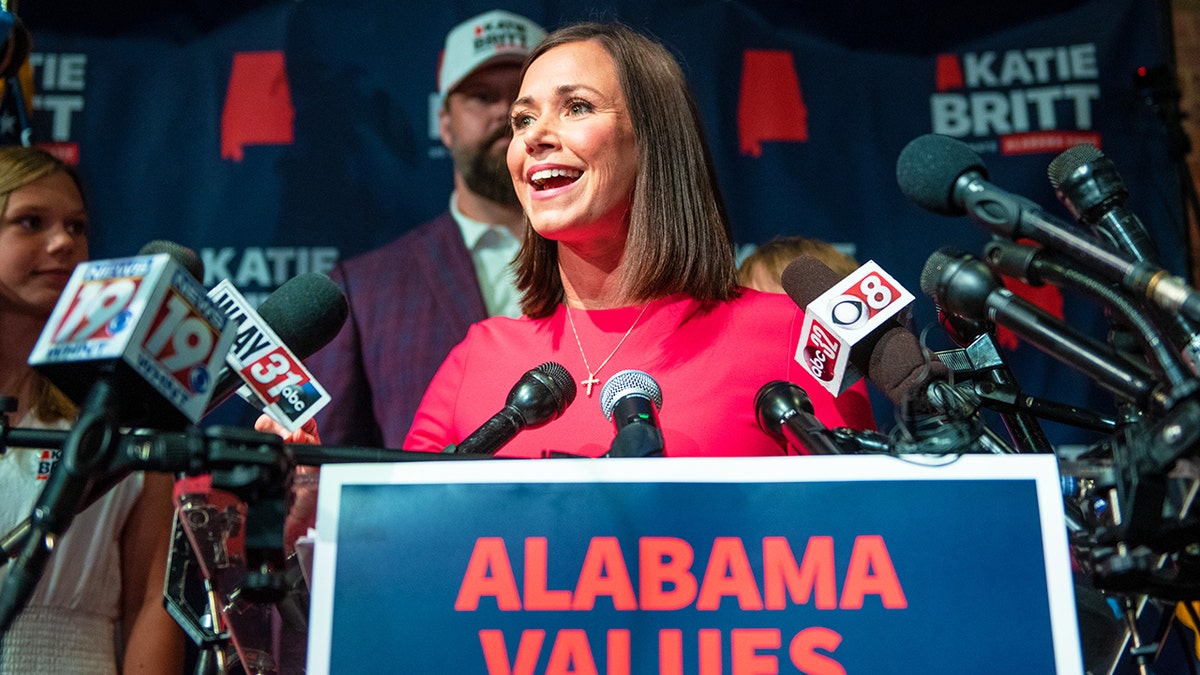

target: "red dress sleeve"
[403,336,470,452]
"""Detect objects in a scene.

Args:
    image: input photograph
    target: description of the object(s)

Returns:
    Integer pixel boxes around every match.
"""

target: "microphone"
[782,255,946,406]
[1,273,351,562]
[983,239,1197,398]
[453,362,576,455]
[896,133,1200,324]
[140,239,205,282]
[3,247,236,632]
[0,8,30,81]
[1044,147,1200,383]
[599,369,664,458]
[755,380,847,455]
[1047,143,1162,266]
[920,247,1156,405]
[789,258,916,397]
[27,252,235,429]
[205,274,346,429]
[126,243,348,422]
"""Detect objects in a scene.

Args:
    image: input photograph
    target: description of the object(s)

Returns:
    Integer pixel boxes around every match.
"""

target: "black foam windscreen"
[895,133,988,216]
[256,273,349,359]
[779,253,842,309]
[139,239,204,282]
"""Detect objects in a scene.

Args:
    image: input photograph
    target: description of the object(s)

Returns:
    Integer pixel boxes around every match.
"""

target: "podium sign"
[308,455,1082,674]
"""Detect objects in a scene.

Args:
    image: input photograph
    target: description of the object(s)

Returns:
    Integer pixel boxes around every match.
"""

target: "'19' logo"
[51,277,141,343]
[802,322,840,382]
[143,289,219,393]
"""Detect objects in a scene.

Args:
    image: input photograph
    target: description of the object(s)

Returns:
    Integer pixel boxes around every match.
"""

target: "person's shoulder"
[465,313,539,340]
[718,288,799,330]
[736,287,795,305]
[452,314,543,353]
[339,211,459,271]
[730,287,798,313]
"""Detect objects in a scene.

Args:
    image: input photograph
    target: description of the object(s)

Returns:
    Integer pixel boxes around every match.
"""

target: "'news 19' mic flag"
[27,254,235,426]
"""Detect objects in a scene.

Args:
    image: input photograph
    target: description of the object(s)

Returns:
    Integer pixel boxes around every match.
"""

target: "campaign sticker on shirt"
[37,449,61,481]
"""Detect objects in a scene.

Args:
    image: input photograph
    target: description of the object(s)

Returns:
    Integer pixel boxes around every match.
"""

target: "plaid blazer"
[306,212,487,449]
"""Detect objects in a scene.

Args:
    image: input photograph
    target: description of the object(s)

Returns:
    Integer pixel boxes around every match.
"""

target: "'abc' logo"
[802,344,836,381]
[801,322,840,382]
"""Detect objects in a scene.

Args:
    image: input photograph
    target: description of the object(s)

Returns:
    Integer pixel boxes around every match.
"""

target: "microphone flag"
[27,253,234,425]
[796,260,914,396]
[207,279,331,433]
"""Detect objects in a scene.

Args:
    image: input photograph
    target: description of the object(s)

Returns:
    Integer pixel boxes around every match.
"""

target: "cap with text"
[437,9,546,104]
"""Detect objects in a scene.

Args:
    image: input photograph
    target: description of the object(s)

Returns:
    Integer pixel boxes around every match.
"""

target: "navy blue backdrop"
[18,0,1186,445]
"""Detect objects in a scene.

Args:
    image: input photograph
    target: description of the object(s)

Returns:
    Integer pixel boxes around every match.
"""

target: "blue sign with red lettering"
[308,455,1082,674]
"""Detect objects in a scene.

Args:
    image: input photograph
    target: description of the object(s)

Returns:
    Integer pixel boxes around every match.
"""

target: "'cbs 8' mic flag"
[796,260,916,397]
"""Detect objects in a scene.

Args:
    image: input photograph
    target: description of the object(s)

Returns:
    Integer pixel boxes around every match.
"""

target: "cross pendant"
[582,374,601,397]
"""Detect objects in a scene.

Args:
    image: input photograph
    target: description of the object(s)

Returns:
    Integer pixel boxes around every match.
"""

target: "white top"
[0,412,145,674]
[450,192,522,319]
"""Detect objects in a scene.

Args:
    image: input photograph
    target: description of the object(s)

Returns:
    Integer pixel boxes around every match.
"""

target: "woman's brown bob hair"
[513,22,739,318]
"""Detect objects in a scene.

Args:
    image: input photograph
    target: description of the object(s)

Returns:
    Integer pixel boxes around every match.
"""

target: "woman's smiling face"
[507,39,638,246]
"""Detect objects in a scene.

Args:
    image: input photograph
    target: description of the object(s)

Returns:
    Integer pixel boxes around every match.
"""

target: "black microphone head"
[923,245,998,347]
[507,362,576,428]
[1046,143,1128,221]
[256,273,349,359]
[918,246,968,300]
[140,240,204,282]
[896,134,988,217]
[754,380,811,441]
[920,247,1002,323]
[599,369,662,422]
[1047,143,1103,190]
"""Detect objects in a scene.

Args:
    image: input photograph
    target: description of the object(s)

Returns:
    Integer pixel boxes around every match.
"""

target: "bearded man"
[306,10,547,448]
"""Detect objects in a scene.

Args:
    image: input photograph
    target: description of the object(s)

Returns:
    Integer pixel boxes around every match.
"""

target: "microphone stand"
[0,370,121,633]
[1070,396,1200,675]
[0,411,498,674]
[935,335,1118,431]
[934,335,1056,454]
[983,240,1197,403]
[142,425,505,675]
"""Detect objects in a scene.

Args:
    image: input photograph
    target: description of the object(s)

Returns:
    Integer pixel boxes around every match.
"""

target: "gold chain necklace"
[565,301,650,397]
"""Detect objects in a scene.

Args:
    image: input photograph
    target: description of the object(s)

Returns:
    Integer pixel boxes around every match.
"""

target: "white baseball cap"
[437,9,546,105]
